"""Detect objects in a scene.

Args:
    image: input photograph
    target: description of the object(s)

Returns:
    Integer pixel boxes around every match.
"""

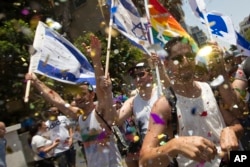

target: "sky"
[182,0,250,48]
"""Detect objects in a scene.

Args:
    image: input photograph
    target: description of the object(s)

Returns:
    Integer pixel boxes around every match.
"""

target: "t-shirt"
[31,135,54,161]
[46,115,71,154]
[78,110,123,167]
[176,81,226,167]
[0,138,6,167]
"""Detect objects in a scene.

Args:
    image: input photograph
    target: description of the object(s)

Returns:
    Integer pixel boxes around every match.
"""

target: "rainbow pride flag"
[148,0,199,52]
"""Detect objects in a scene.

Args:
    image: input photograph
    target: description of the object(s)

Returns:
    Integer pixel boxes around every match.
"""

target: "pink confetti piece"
[150,113,165,125]
[21,9,29,15]
[196,161,205,167]
[97,131,107,140]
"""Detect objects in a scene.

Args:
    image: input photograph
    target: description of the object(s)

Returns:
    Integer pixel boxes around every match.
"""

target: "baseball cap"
[128,60,151,76]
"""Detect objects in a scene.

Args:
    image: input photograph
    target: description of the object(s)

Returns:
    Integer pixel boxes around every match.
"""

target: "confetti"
[133,135,140,142]
[150,113,165,125]
[200,111,207,117]
[49,116,56,121]
[191,107,197,115]
[111,6,117,14]
[210,75,224,87]
[157,134,166,139]
[97,130,107,140]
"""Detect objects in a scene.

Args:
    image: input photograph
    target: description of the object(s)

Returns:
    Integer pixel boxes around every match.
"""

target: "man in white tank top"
[139,37,244,167]
[118,59,164,167]
[25,35,123,167]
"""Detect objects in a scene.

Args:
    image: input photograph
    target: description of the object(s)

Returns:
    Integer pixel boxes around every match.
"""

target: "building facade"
[239,14,250,37]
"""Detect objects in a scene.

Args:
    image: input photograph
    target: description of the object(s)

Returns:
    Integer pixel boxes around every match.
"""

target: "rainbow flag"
[148,0,199,52]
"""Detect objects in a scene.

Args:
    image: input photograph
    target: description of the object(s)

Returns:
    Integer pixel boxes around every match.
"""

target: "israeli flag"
[110,0,150,53]
[31,21,96,86]
[206,11,237,44]
[236,32,250,57]
[188,0,206,20]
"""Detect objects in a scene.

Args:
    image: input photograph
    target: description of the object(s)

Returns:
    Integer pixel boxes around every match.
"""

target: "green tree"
[0,19,34,125]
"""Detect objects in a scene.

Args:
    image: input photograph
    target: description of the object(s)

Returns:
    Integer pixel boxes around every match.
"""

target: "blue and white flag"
[189,1,236,43]
[206,11,237,43]
[110,0,150,53]
[188,0,206,20]
[236,32,250,57]
[31,21,96,86]
[188,0,250,56]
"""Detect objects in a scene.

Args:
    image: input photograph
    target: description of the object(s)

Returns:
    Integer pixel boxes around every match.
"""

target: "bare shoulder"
[152,95,172,117]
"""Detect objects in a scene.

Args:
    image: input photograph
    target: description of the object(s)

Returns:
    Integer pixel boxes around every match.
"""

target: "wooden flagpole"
[24,46,36,103]
[104,0,115,78]
[144,0,163,95]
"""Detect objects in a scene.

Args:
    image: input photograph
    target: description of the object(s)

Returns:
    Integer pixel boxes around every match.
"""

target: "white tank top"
[78,110,123,167]
[176,81,226,167]
[133,86,161,139]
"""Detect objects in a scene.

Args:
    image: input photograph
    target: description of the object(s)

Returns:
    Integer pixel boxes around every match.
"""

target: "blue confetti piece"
[111,6,117,14]
[191,107,197,115]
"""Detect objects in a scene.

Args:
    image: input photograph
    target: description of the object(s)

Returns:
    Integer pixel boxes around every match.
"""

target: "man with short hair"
[25,35,123,167]
[139,37,243,167]
[117,59,162,167]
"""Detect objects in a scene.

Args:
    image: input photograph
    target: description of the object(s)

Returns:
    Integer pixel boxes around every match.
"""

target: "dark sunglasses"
[81,81,94,92]
[131,71,148,79]
[171,52,195,62]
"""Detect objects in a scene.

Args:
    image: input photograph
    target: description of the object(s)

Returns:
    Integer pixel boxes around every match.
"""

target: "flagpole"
[24,53,34,103]
[144,0,163,95]
[98,0,105,19]
[104,0,115,78]
[201,9,213,41]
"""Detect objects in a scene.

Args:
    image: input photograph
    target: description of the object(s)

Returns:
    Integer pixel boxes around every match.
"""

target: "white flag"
[110,0,151,53]
[31,21,96,86]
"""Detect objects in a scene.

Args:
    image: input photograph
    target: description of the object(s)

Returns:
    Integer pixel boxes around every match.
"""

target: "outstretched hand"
[82,34,102,60]
[174,136,217,162]
[206,41,227,77]
[219,127,239,158]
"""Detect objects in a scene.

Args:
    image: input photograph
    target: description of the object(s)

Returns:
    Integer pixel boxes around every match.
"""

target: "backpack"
[164,87,178,167]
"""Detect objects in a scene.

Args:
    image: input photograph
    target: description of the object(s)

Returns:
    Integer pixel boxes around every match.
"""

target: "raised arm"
[25,73,79,119]
[206,42,246,118]
[116,96,135,126]
[86,35,117,125]
[205,43,244,155]
[150,53,171,89]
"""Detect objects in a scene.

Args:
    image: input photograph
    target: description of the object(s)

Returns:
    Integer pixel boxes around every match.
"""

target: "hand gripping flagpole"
[104,0,115,78]
[144,0,163,95]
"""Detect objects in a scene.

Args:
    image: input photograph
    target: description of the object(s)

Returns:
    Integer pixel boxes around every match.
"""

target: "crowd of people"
[2,34,249,167]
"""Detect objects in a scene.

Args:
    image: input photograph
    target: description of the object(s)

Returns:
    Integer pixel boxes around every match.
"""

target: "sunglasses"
[131,71,148,79]
[171,52,195,62]
[81,81,94,92]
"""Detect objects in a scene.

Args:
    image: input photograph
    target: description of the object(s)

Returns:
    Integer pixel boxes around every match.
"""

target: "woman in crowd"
[28,120,60,167]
